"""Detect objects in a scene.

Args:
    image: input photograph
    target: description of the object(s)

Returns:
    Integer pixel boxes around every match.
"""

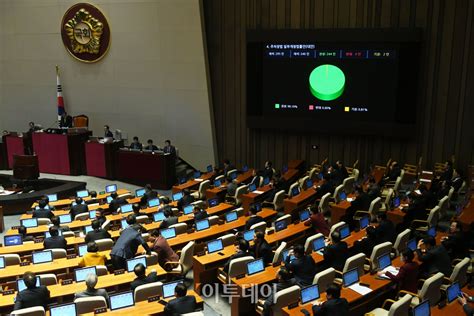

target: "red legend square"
[309,105,314,110]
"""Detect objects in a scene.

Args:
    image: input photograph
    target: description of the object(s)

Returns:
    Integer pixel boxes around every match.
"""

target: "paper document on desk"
[195,178,204,182]
[0,190,15,196]
[347,198,354,202]
[348,283,373,295]
[253,190,264,195]
[419,179,431,182]
[380,266,398,279]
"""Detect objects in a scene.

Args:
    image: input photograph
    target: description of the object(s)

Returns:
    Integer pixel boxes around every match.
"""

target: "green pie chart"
[309,64,346,101]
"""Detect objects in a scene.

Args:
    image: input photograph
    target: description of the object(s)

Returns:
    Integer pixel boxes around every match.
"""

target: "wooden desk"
[282,169,299,182]
[205,169,255,200]
[85,140,123,179]
[283,188,317,214]
[458,196,474,230]
[288,160,305,171]
[330,200,351,224]
[172,172,215,193]
[386,208,405,225]
[265,222,312,245]
[241,185,273,212]
[30,189,131,209]
[431,286,474,316]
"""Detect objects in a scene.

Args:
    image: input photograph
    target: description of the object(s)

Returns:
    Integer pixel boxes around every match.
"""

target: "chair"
[366,242,393,271]
[368,294,412,316]
[319,193,331,215]
[272,242,287,264]
[208,215,219,226]
[11,306,45,316]
[95,238,114,251]
[380,189,394,211]
[136,215,149,224]
[227,185,248,206]
[74,212,90,221]
[3,254,20,266]
[412,206,439,232]
[299,176,309,189]
[74,296,107,314]
[169,223,188,235]
[234,207,244,217]
[37,218,51,226]
[354,197,382,221]
[342,176,355,194]
[96,265,108,276]
[436,196,449,219]
[338,253,366,278]
[219,234,236,247]
[250,221,267,232]
[38,274,57,286]
[73,115,89,127]
[262,190,285,211]
[62,231,75,238]
[256,285,300,316]
[274,214,291,228]
[393,229,411,257]
[191,180,211,199]
[308,168,318,181]
[352,168,360,181]
[400,272,444,306]
[288,182,299,196]
[329,221,346,237]
[227,169,238,178]
[442,257,470,289]
[304,233,324,254]
[101,219,111,230]
[215,175,225,183]
[312,268,336,293]
[217,256,254,284]
[333,184,344,202]
[134,281,163,302]
[50,248,67,259]
[165,241,195,277]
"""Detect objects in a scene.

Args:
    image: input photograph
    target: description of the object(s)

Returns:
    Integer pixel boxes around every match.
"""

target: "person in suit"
[108,192,127,213]
[381,161,401,185]
[132,203,147,217]
[13,272,50,310]
[312,283,349,315]
[416,236,453,277]
[177,189,195,210]
[17,226,34,243]
[251,231,273,265]
[130,263,160,292]
[304,206,330,236]
[149,229,179,270]
[74,273,109,305]
[32,199,53,219]
[249,169,261,187]
[110,214,151,270]
[193,206,208,221]
[245,205,264,230]
[375,212,396,244]
[79,242,107,267]
[50,216,71,233]
[226,177,238,197]
[144,184,158,200]
[314,174,335,200]
[159,208,178,229]
[70,197,89,219]
[341,186,371,230]
[164,283,197,316]
[221,159,235,177]
[103,125,113,138]
[223,239,250,273]
[458,293,474,316]
[43,226,67,249]
[85,191,99,205]
[262,268,296,316]
[28,121,41,133]
[59,112,73,128]
[261,161,274,180]
[378,249,419,293]
[352,226,378,257]
[336,161,349,181]
[95,209,107,227]
[85,219,111,243]
[323,231,349,271]
[442,220,468,260]
[163,139,176,155]
[144,139,158,151]
[129,136,143,150]
[284,244,317,286]
[440,160,454,182]
[451,169,464,192]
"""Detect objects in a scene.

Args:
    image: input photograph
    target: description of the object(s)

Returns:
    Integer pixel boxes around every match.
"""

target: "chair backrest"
[447,186,455,202]
[234,207,244,217]
[208,215,219,226]
[308,168,317,181]
[73,115,89,127]
[343,177,355,194]
[304,233,324,254]
[62,231,75,238]
[369,242,393,270]
[437,196,449,217]
[96,265,108,276]
[169,223,188,235]
[299,176,309,189]
[134,281,162,302]
[37,218,51,226]
[393,176,402,192]
[74,212,90,221]
[388,294,412,316]
[95,238,114,251]
[319,193,331,214]
[393,229,411,256]
[272,242,287,264]
[274,214,292,228]
[181,312,204,316]
[368,197,383,218]
[384,189,394,207]
[74,296,107,314]
[288,182,299,196]
[329,221,346,237]
[273,190,286,210]
[215,175,225,182]
[234,185,248,204]
[313,268,336,293]
[352,168,360,181]
[38,273,57,286]
[145,252,159,266]
[227,169,238,177]
[51,248,67,259]
[449,257,470,286]
[333,184,344,202]
[419,272,444,306]
[250,221,267,232]
[343,253,366,276]
[179,241,195,274]
[272,285,301,316]
[11,306,45,316]
[227,256,254,282]
[101,219,111,230]
[219,234,236,247]
[198,180,211,196]
[136,215,149,224]
[4,254,20,266]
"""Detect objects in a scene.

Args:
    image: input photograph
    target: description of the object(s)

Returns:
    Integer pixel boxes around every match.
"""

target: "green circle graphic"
[309,64,346,101]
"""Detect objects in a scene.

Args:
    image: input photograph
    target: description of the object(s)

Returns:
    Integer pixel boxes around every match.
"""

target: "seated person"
[323,231,349,272]
[159,208,178,229]
[13,272,50,310]
[41,195,55,211]
[85,219,111,243]
[129,136,143,150]
[304,206,330,236]
[163,139,176,155]
[226,177,238,197]
[177,189,195,210]
[130,263,159,292]
[95,209,107,227]
[51,216,71,232]
[144,184,158,200]
[249,169,260,187]
[85,191,98,205]
[149,229,179,270]
[378,249,419,293]
[193,206,208,221]
[144,139,158,151]
[352,226,378,257]
[132,203,146,217]
[223,239,250,273]
[341,186,370,230]
[245,205,264,230]
[18,226,34,243]
[380,161,401,185]
[251,231,273,265]
[163,283,197,316]
[74,273,109,304]
[416,236,453,277]
[32,199,53,219]
[70,197,89,219]
[260,161,274,180]
[312,283,349,315]
[458,293,474,316]
[262,268,296,316]
[284,244,317,286]
[79,242,107,267]
[442,220,469,260]
[374,212,396,244]
[43,226,67,249]
[314,174,335,200]
[104,125,113,138]
[108,192,127,213]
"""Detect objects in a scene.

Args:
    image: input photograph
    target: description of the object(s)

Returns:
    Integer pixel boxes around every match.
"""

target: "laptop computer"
[179,177,187,184]
[343,268,359,287]
[162,280,182,298]
[32,250,53,265]
[76,190,89,198]
[447,282,461,303]
[4,235,22,246]
[282,165,288,173]
[160,227,177,239]
[74,266,97,282]
[207,239,224,254]
[59,214,72,224]
[194,171,201,179]
[106,184,117,193]
[183,204,194,215]
[0,257,5,269]
[120,204,133,213]
[214,179,222,187]
[135,188,146,197]
[208,198,219,207]
[338,224,351,239]
[84,225,93,234]
[274,219,288,232]
[225,211,238,223]
[359,216,369,230]
[312,236,326,252]
[412,300,430,316]
[242,165,249,172]
[50,303,77,316]
[172,192,184,201]
[407,238,417,251]
[263,177,270,185]
[377,253,392,270]
[21,218,38,228]
[109,291,135,311]
[106,196,113,204]
[300,284,320,304]
[249,183,257,192]
[253,202,262,212]
[291,186,300,197]
[89,210,96,219]
[126,256,147,272]
[47,194,58,202]
[78,244,88,257]
[339,191,347,201]
[17,276,40,292]
[230,172,238,180]
[206,165,213,173]
[153,212,166,222]
[148,198,160,208]
[306,179,313,188]
[246,258,265,275]
[243,229,255,242]
[196,219,210,231]
[299,209,311,222]
[392,196,401,208]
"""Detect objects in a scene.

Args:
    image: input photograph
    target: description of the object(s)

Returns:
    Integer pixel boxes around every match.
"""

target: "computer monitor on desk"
[300,284,320,304]
[246,258,265,276]
[343,268,359,287]
[207,239,224,254]
[109,291,135,311]
[338,224,350,239]
[412,300,430,316]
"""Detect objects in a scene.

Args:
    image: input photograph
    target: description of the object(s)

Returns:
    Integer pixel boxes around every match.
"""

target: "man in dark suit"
[323,231,349,271]
[312,283,349,315]
[261,161,274,180]
[95,209,107,227]
[226,178,238,197]
[223,239,250,273]
[262,268,296,316]
[451,169,464,192]
[352,226,378,257]
[249,169,261,187]
[51,216,71,233]
[32,199,53,219]
[440,160,454,182]
[85,219,112,243]
[222,159,235,177]
[442,220,468,260]
[44,226,67,250]
[13,272,50,310]
[129,136,143,150]
[104,125,113,138]
[375,212,396,244]
[59,112,73,128]
[314,175,335,200]
[130,263,160,292]
[144,139,158,151]
[245,205,264,230]
[284,244,317,286]
[193,206,208,221]
[341,186,370,229]
[108,192,127,213]
[177,189,195,211]
[159,209,178,229]
[85,191,99,205]
[144,184,158,200]
[163,140,176,155]
[70,197,89,219]
[251,231,273,265]
[132,203,147,217]
[164,283,197,316]
[416,236,453,277]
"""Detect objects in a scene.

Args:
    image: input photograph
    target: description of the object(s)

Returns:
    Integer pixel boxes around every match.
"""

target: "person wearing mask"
[130,263,159,292]
[245,205,264,230]
[262,268,296,316]
[378,249,419,293]
[129,136,143,150]
[13,272,50,310]
[375,212,396,244]
[32,199,53,219]
[108,192,127,213]
[416,236,453,277]
[163,140,176,155]
[149,229,179,270]
[304,207,330,237]
[163,283,197,315]
[323,231,349,272]
[17,226,35,243]
[159,208,178,229]
[85,219,111,243]
[193,206,208,221]
[284,244,317,286]
[70,197,89,219]
[74,273,109,304]
[144,139,158,151]
[223,239,250,273]
[44,226,67,249]
[251,231,273,265]
[79,242,107,267]
[312,283,349,315]
[103,125,113,138]
[352,226,378,257]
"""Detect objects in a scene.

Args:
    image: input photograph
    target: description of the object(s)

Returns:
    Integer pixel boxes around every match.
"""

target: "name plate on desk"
[20,261,30,266]
[2,289,14,296]
[11,226,20,230]
[61,279,73,285]
[197,251,205,257]
[288,302,299,309]
[34,238,43,243]
[94,307,107,314]
[114,269,125,275]
[148,295,161,302]
[236,274,245,279]
[66,254,77,259]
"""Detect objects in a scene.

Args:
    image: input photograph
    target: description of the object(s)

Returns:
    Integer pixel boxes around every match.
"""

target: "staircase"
[175,157,197,181]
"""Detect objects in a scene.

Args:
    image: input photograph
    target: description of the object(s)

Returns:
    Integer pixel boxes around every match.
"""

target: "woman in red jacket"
[378,248,419,293]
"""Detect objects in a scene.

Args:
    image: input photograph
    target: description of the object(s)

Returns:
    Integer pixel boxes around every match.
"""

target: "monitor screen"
[148,198,160,208]
[74,266,97,282]
[301,284,320,304]
[242,165,249,172]
[120,204,133,213]
[427,227,436,237]
[21,218,38,228]
[196,219,210,231]
[162,280,182,298]
[183,205,194,215]
[447,282,461,303]
[160,228,177,239]
[89,210,96,219]
[282,249,296,262]
[78,244,88,257]
[249,183,257,192]
[45,230,63,238]
[407,238,417,251]
[412,300,430,316]
[377,253,391,270]
[76,190,89,198]
[339,225,350,239]
[247,258,265,275]
[17,276,40,292]
[359,216,369,229]
[343,268,359,287]
[207,239,224,254]
[299,209,311,221]
[110,291,134,310]
[106,196,113,204]
[126,256,147,272]
[312,237,325,251]
[50,303,77,316]
[84,225,93,234]
[243,230,255,242]
[106,184,117,193]
[208,198,219,207]
[172,192,184,201]
[194,171,201,179]
[306,179,313,188]
[263,177,270,185]
[339,191,347,201]
[0,257,4,269]
[207,165,213,173]
[135,188,146,197]
[225,211,238,223]
[275,219,288,232]
[393,196,401,208]
[47,194,58,202]
[4,235,22,246]
[59,214,72,224]
[121,219,129,230]
[230,172,238,180]
[253,202,262,211]
[33,250,53,264]
[214,179,222,187]
[153,212,166,222]
[291,186,300,197]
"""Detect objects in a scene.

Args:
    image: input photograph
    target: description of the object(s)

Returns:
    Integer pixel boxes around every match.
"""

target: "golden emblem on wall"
[61,3,111,63]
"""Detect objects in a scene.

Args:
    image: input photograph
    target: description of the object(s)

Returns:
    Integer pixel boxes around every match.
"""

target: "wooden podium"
[13,155,39,180]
